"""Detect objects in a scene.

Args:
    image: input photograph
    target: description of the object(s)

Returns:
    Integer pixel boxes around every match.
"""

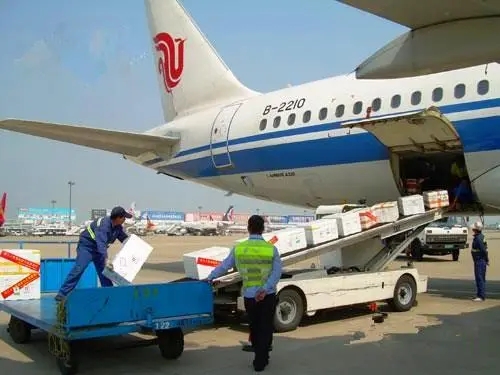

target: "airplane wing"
[0,118,180,157]
[336,0,500,78]
[335,0,500,29]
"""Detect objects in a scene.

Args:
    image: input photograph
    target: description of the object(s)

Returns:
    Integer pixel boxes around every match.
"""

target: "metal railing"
[0,240,78,257]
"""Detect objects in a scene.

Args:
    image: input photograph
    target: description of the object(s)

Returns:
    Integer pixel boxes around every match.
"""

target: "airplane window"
[287,113,296,126]
[259,118,267,131]
[391,94,401,108]
[319,107,328,120]
[303,110,311,123]
[335,104,345,117]
[454,83,466,99]
[371,98,381,112]
[353,101,363,115]
[411,91,422,105]
[273,116,281,128]
[477,80,489,95]
[432,87,443,102]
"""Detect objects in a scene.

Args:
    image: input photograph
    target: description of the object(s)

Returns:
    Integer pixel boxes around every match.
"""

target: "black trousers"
[244,293,276,366]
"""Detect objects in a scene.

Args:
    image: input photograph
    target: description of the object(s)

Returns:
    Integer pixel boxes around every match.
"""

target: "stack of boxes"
[0,249,41,301]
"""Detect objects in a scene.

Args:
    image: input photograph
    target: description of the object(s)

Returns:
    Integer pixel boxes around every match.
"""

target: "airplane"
[0,193,6,228]
[1,0,500,217]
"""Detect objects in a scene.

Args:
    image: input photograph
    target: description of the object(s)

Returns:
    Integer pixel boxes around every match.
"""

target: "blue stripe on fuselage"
[162,98,500,178]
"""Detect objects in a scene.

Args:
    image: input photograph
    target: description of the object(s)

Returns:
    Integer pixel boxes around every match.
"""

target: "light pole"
[68,181,75,229]
[197,206,202,221]
[51,200,56,224]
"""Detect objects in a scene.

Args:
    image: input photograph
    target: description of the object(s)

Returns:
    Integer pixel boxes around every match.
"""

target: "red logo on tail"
[154,32,186,93]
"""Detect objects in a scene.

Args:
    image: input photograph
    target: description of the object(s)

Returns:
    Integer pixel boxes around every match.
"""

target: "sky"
[0,0,407,221]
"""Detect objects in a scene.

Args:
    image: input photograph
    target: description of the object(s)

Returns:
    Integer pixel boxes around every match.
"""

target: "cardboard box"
[300,219,339,246]
[354,208,378,230]
[398,195,425,216]
[183,246,232,280]
[103,234,153,285]
[323,211,362,237]
[423,190,449,208]
[235,228,308,256]
[371,201,400,223]
[0,249,41,301]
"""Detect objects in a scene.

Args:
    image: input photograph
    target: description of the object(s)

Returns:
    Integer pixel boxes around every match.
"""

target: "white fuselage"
[130,63,500,211]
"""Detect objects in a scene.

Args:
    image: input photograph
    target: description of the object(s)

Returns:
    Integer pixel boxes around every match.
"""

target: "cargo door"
[341,107,462,154]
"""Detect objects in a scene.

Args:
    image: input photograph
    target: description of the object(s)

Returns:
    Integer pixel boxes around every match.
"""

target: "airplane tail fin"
[0,193,6,227]
[144,0,257,122]
[128,202,136,218]
[222,205,234,221]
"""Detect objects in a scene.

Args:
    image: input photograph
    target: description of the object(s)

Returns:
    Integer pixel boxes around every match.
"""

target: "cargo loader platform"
[0,281,214,375]
[210,206,448,332]
[214,207,446,286]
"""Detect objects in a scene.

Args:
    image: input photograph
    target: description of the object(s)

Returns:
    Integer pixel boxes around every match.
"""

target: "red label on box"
[196,257,222,267]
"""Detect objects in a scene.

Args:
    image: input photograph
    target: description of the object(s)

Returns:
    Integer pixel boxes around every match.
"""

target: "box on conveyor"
[352,207,378,230]
[237,227,308,256]
[299,219,339,246]
[0,249,41,301]
[398,195,426,216]
[322,211,362,237]
[371,201,400,223]
[423,190,449,209]
[183,246,232,280]
[102,234,153,286]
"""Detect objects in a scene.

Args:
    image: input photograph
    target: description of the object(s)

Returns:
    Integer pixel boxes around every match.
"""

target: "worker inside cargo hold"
[399,154,479,210]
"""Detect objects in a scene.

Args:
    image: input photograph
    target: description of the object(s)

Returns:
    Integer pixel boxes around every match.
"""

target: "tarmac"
[1,232,499,374]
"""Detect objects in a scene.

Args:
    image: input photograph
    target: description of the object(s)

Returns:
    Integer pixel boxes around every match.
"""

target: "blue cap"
[111,206,133,219]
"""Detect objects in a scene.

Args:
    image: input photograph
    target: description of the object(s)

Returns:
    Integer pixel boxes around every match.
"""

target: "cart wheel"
[157,328,184,360]
[389,274,417,312]
[8,316,32,344]
[56,356,79,375]
[274,288,304,333]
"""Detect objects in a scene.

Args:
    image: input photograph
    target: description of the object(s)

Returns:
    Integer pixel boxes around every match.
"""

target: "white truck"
[407,216,469,261]
[210,204,447,333]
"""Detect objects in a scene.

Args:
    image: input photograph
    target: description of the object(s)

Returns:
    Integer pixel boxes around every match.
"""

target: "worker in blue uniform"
[205,215,282,372]
[470,221,489,301]
[55,206,132,301]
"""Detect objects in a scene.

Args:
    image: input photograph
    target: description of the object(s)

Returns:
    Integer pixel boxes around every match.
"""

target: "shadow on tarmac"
[1,304,500,374]
[1,277,500,374]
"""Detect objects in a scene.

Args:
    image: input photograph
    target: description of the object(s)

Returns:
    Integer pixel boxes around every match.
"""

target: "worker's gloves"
[105,260,114,271]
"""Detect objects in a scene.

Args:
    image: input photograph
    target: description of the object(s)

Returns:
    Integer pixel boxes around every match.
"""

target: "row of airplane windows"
[259,79,490,131]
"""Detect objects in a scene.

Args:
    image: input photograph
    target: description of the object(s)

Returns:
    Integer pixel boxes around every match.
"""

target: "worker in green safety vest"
[206,215,282,372]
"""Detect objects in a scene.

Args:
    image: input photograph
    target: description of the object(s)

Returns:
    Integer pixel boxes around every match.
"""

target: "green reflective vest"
[451,162,467,178]
[234,239,274,289]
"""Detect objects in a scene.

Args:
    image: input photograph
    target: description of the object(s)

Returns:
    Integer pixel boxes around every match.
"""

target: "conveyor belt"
[213,207,446,287]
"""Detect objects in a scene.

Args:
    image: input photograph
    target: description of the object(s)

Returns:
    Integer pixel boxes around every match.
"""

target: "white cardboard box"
[104,234,153,285]
[353,208,378,230]
[398,195,425,216]
[235,228,308,256]
[323,211,362,237]
[0,249,41,301]
[423,190,450,208]
[300,219,339,246]
[183,246,232,280]
[371,201,400,223]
